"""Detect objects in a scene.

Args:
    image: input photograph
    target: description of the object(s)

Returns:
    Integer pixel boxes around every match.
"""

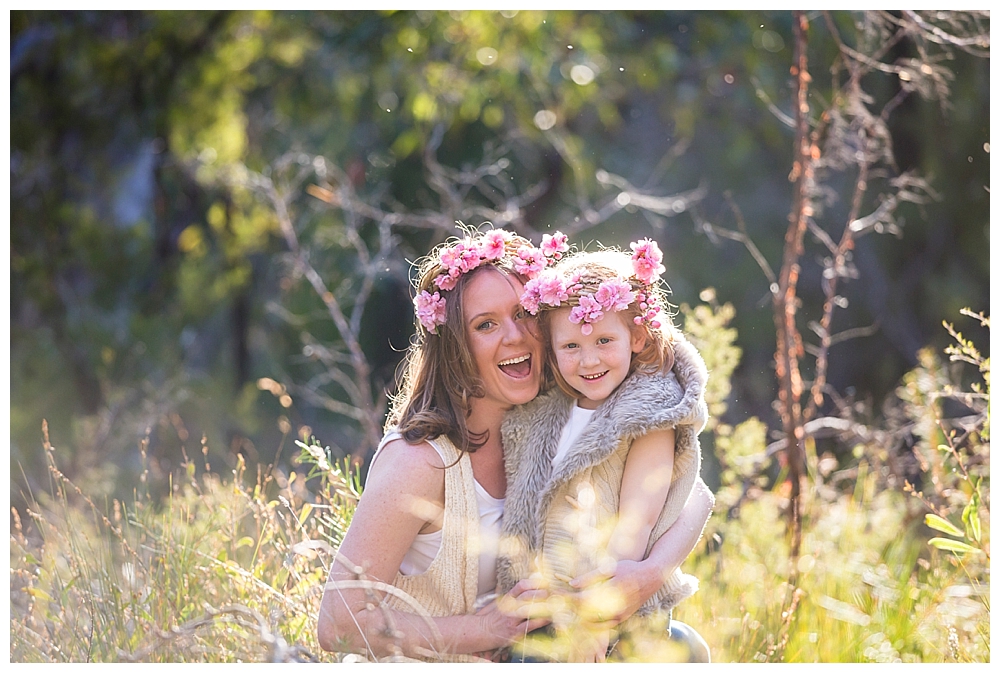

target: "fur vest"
[496,336,709,629]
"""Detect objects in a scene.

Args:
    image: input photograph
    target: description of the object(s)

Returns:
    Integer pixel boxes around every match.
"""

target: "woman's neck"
[466,399,509,497]
[467,399,508,443]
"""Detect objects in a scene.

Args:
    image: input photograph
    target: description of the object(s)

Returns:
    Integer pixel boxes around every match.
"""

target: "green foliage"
[10,428,359,662]
[10,300,990,663]
[9,10,991,663]
[676,307,990,663]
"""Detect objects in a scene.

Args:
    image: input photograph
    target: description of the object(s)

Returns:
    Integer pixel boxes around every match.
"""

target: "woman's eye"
[477,320,495,331]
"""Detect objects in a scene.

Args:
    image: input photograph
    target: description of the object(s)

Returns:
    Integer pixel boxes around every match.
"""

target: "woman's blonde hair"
[386,230,540,453]
[537,249,677,401]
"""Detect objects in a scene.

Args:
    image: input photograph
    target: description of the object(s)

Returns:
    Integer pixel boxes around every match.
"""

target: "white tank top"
[372,432,504,601]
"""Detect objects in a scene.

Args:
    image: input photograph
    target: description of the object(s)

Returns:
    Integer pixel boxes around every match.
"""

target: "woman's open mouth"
[498,354,532,379]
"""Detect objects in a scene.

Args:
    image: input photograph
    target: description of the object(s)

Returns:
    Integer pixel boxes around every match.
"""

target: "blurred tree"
[9,10,989,503]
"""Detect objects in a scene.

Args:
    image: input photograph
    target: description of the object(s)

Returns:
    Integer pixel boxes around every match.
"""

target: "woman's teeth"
[498,354,532,378]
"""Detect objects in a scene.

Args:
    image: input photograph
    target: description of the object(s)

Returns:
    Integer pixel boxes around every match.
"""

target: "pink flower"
[459,246,483,273]
[481,230,509,260]
[519,280,543,315]
[513,246,547,277]
[630,238,666,285]
[521,272,568,314]
[541,232,570,259]
[594,278,635,312]
[538,274,569,306]
[434,272,459,291]
[569,294,604,334]
[439,244,461,271]
[414,290,448,334]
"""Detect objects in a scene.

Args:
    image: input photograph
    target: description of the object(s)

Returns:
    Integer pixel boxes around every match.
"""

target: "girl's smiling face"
[549,307,646,409]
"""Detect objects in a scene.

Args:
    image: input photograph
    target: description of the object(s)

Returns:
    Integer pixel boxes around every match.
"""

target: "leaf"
[924,513,964,538]
[27,587,53,601]
[928,537,978,555]
[962,492,981,543]
[298,502,313,525]
[236,536,256,549]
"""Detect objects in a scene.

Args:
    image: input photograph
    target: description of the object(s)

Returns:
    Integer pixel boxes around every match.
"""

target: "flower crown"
[413,229,571,335]
[519,238,666,335]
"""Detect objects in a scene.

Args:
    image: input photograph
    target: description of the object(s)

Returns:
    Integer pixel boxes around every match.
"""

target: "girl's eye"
[564,342,578,349]
[598,337,611,345]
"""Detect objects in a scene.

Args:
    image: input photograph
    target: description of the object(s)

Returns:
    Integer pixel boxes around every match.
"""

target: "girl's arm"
[606,427,675,562]
[571,477,714,626]
[317,439,545,659]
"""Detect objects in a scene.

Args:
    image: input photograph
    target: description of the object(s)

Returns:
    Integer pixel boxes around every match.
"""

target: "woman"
[316,229,713,662]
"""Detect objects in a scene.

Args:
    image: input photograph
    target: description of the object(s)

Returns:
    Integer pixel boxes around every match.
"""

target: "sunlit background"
[9,10,989,662]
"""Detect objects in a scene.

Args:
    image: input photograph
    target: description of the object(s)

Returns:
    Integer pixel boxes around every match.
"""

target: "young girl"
[496,239,710,662]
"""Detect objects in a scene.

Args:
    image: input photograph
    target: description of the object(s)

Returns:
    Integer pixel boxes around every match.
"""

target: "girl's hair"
[538,249,677,401]
[386,231,538,453]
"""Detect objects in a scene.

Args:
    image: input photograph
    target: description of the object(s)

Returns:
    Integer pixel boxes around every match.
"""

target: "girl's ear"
[630,325,648,354]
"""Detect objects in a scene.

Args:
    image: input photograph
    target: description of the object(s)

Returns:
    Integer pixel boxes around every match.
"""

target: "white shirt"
[552,403,597,468]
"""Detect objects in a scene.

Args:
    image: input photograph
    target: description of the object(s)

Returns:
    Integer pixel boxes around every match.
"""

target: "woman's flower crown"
[519,238,667,336]
[413,229,570,335]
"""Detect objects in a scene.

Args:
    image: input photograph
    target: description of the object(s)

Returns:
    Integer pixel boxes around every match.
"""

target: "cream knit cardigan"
[360,434,489,663]
[496,336,709,632]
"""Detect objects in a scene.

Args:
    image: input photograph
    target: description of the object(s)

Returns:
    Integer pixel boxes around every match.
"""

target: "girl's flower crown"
[520,238,667,335]
[413,229,570,335]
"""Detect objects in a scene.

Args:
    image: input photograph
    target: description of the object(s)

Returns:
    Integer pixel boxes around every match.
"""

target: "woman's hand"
[569,559,659,628]
[568,478,715,627]
[473,580,551,655]
[496,575,551,620]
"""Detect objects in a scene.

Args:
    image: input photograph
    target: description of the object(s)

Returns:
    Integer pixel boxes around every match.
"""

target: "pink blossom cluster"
[569,295,606,335]
[414,290,447,334]
[568,279,637,335]
[540,232,570,260]
[633,289,663,330]
[418,229,573,336]
[630,238,665,285]
[518,237,669,335]
[520,271,572,315]
[513,247,547,277]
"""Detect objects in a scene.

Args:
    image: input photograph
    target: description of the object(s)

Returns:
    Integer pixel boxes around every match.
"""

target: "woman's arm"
[570,477,714,626]
[317,439,545,659]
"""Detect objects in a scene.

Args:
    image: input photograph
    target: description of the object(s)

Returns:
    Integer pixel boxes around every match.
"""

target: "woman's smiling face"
[462,267,544,414]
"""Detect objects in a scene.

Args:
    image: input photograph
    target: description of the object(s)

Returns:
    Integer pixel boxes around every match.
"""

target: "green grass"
[11,307,988,662]
[11,428,987,662]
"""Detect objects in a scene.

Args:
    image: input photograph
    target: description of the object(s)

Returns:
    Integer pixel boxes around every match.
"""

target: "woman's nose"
[501,317,524,344]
